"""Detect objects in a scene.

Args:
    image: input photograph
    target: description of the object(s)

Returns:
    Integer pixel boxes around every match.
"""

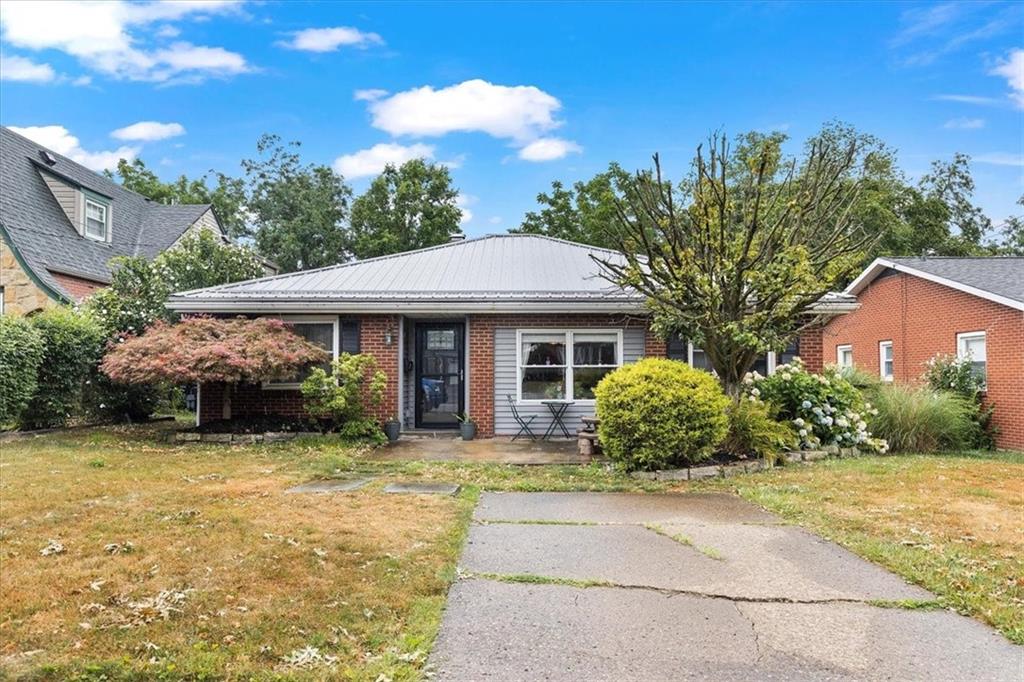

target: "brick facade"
[199,314,402,425]
[49,271,106,301]
[797,327,825,374]
[821,271,1024,450]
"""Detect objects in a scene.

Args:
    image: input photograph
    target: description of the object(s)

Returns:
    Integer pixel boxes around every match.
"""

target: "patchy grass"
[644,523,723,561]
[699,452,1024,644]
[0,426,474,680]
[470,573,614,589]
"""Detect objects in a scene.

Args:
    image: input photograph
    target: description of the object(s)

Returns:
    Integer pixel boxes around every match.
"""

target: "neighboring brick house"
[817,257,1023,451]
[168,234,856,437]
[0,126,248,315]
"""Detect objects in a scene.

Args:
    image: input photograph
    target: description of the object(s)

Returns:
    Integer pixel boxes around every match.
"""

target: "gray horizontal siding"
[493,327,645,436]
[40,170,79,231]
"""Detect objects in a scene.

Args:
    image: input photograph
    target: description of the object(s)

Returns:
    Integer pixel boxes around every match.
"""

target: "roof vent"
[449,232,466,242]
[39,150,58,166]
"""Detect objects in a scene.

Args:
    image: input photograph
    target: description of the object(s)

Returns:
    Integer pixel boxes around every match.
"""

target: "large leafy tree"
[991,195,1024,255]
[348,159,462,260]
[512,163,633,249]
[595,129,882,396]
[109,158,248,240]
[243,134,352,272]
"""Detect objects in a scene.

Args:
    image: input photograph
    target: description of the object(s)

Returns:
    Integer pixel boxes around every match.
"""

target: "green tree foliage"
[19,307,106,429]
[512,163,633,248]
[991,196,1024,256]
[110,158,248,240]
[243,134,352,272]
[0,316,45,425]
[596,127,882,395]
[301,353,387,439]
[348,159,463,260]
[594,358,729,471]
[157,230,265,293]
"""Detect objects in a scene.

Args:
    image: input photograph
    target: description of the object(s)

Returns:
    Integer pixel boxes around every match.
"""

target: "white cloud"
[0,0,249,84]
[973,152,1024,167]
[278,26,383,52]
[0,53,56,82]
[354,88,388,102]
[332,142,436,179]
[367,79,564,142]
[8,125,138,171]
[518,137,583,162]
[111,120,186,141]
[932,94,1001,106]
[990,48,1024,108]
[455,193,475,225]
[155,25,180,39]
[488,216,502,225]
[942,117,985,130]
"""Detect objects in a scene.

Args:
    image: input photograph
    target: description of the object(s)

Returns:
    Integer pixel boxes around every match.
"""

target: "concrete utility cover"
[430,492,1021,681]
[383,482,461,495]
[285,478,372,494]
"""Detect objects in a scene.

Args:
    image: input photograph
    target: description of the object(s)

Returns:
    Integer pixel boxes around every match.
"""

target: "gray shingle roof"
[847,257,1024,309]
[0,126,212,301]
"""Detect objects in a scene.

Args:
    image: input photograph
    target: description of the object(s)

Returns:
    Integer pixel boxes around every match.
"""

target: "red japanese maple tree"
[101,316,330,419]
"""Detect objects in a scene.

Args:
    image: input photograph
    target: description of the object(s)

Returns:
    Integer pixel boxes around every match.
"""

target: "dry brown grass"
[0,427,469,680]
[709,453,1024,643]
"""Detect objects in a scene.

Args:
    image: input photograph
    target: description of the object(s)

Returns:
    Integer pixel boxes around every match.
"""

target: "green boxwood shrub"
[0,316,45,425]
[870,384,979,453]
[594,358,729,471]
[20,307,106,429]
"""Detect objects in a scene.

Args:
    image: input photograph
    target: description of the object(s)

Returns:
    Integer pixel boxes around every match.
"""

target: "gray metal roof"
[169,233,859,314]
[846,257,1024,310]
[0,126,213,301]
[170,234,637,310]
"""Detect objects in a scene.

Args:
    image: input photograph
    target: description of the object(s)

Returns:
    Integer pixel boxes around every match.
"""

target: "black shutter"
[340,318,361,354]
[666,333,688,362]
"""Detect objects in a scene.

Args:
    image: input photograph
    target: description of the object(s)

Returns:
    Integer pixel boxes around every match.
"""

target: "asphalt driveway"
[429,492,1022,681]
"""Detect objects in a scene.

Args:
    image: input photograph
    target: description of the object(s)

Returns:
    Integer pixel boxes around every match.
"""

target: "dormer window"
[84,197,108,241]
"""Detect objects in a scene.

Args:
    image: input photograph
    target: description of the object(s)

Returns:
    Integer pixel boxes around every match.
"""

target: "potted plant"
[383,417,401,443]
[456,413,477,440]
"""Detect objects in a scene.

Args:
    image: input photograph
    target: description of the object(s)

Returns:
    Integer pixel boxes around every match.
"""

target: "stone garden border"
[170,431,320,445]
[631,446,864,481]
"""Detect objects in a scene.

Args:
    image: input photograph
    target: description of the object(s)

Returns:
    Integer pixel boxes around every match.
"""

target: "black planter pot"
[384,420,401,442]
[459,421,477,440]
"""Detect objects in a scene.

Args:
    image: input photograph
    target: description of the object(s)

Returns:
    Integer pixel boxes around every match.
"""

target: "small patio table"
[540,400,574,440]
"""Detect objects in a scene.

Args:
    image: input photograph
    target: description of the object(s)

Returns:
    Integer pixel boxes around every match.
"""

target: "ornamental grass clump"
[922,353,995,448]
[746,358,886,453]
[870,384,979,453]
[594,358,729,471]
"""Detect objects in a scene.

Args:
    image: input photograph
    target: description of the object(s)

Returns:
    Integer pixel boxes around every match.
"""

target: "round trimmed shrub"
[594,358,729,471]
[0,315,45,425]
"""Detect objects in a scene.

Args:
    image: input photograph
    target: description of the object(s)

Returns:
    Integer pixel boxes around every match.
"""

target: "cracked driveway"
[429,492,1022,681]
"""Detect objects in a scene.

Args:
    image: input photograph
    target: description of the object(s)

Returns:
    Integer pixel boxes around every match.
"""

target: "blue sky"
[1,1,1021,236]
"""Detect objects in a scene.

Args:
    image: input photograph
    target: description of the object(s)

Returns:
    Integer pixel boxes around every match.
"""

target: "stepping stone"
[286,478,372,494]
[384,482,461,495]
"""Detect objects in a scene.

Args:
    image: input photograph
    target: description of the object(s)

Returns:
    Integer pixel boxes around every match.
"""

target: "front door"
[415,322,464,428]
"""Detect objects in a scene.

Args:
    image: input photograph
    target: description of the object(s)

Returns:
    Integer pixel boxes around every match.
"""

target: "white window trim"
[879,341,894,381]
[84,197,109,242]
[687,343,782,375]
[516,328,624,404]
[263,315,339,390]
[956,331,987,387]
[837,344,853,368]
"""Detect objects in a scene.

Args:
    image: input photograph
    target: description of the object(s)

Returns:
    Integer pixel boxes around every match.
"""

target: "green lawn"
[1,425,1020,680]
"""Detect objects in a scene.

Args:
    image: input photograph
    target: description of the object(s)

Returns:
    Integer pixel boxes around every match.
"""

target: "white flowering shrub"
[743,358,887,453]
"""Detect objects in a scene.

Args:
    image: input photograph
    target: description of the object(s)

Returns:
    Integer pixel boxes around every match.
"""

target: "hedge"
[0,316,45,425]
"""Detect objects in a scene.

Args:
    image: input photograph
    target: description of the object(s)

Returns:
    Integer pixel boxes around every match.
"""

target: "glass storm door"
[415,323,464,428]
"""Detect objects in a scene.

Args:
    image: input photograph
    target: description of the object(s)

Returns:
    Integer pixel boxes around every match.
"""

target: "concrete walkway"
[429,492,1022,681]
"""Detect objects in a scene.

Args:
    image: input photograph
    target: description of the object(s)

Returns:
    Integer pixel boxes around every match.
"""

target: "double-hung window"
[837,345,853,369]
[266,316,339,388]
[879,341,894,381]
[518,330,622,402]
[84,198,108,241]
[956,331,986,386]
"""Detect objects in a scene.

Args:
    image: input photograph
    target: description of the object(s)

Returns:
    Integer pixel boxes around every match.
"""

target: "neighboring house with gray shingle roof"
[821,256,1024,451]
[0,125,230,314]
[167,233,859,436]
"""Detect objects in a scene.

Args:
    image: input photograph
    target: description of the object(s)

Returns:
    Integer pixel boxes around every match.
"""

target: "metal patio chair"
[507,394,537,441]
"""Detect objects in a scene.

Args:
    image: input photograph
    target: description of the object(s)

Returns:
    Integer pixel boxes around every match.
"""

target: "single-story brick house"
[168,234,856,437]
[819,257,1023,451]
